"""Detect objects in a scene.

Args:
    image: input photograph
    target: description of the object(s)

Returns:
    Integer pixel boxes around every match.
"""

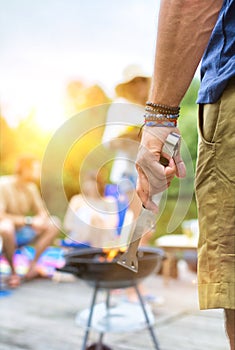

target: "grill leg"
[134,283,161,350]
[81,283,99,350]
[95,289,110,350]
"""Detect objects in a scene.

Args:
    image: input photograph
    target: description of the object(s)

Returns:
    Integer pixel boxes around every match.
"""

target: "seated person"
[0,155,60,287]
[63,171,118,248]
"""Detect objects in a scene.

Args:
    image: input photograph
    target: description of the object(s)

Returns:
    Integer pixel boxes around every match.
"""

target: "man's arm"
[136,0,223,212]
[150,0,223,106]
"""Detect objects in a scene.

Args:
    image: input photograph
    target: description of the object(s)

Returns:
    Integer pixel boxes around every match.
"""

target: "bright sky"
[0,0,160,130]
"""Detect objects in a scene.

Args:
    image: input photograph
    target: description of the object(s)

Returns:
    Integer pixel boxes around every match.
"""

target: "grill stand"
[80,282,161,350]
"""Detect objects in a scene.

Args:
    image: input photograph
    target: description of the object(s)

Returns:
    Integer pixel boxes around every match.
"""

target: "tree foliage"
[1,78,200,223]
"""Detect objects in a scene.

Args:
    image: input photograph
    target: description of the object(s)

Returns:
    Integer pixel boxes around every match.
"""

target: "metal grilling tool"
[117,132,181,272]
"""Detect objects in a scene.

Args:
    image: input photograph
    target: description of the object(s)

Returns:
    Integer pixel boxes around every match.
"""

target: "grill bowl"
[58,247,165,289]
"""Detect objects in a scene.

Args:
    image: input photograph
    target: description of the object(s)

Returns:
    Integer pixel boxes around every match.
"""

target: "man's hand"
[136,126,186,213]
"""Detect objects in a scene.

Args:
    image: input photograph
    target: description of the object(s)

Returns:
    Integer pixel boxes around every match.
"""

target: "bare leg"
[225,309,235,350]
[25,218,59,279]
[0,219,21,287]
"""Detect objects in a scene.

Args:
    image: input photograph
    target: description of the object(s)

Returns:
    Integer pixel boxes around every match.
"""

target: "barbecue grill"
[58,246,165,350]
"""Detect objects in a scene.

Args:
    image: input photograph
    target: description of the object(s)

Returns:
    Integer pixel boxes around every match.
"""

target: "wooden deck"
[0,263,229,350]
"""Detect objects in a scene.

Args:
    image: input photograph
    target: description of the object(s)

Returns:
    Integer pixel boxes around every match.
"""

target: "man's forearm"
[149,0,223,106]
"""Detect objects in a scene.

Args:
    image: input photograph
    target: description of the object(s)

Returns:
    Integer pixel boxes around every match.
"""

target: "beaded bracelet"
[145,106,179,116]
[146,101,180,113]
[144,101,180,127]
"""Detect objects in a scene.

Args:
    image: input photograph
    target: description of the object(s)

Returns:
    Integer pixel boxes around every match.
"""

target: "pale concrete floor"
[0,261,230,350]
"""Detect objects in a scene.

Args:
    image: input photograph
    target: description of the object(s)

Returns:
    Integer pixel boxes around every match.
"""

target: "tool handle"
[117,132,181,273]
[160,132,180,167]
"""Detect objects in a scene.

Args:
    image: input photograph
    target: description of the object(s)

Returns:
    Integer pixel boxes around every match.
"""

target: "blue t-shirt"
[197,0,235,104]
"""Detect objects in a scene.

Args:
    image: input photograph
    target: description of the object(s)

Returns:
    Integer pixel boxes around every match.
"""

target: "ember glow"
[102,246,127,262]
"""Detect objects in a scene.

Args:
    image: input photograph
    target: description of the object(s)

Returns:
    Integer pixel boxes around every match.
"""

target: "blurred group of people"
[0,65,152,289]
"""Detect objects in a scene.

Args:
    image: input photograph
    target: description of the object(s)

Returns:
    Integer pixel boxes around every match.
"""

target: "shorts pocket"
[198,102,222,145]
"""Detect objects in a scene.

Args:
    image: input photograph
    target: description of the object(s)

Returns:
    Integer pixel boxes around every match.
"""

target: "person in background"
[0,155,60,287]
[102,67,158,302]
[135,1,234,348]
[102,64,151,225]
[63,171,118,248]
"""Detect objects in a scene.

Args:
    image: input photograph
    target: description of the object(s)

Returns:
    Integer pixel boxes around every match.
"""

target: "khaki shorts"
[195,77,235,310]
